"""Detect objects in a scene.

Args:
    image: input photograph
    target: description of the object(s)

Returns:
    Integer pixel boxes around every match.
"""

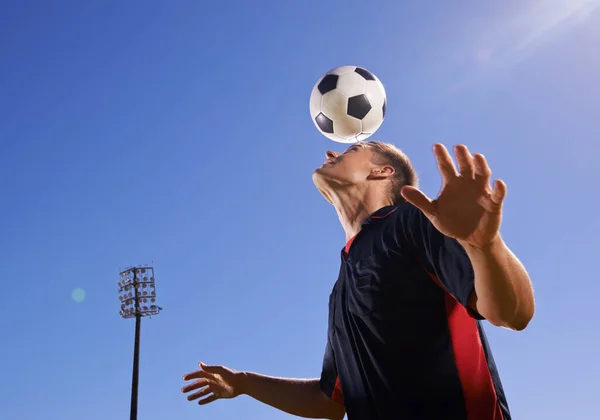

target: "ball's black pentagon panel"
[315,112,334,133]
[318,74,339,95]
[382,99,386,118]
[347,94,372,120]
[354,67,376,81]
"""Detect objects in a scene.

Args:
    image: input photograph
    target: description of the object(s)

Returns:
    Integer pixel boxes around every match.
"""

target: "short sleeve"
[320,338,337,398]
[396,203,483,319]
[320,338,344,404]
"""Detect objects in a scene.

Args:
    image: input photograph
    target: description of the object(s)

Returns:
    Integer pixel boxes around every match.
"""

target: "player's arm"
[241,338,345,419]
[398,204,534,330]
[399,144,535,331]
[460,238,533,330]
[182,362,345,420]
[238,373,345,419]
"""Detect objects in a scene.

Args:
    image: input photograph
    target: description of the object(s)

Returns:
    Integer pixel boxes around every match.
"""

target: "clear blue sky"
[1,1,599,419]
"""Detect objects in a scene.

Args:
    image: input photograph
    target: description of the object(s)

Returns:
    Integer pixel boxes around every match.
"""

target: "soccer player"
[182,142,535,420]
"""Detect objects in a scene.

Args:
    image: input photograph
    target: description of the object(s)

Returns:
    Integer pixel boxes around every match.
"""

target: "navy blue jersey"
[320,203,510,420]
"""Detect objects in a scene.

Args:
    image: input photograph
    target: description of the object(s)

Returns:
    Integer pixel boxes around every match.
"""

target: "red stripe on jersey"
[370,207,398,219]
[424,269,504,420]
[331,376,344,405]
[344,235,357,260]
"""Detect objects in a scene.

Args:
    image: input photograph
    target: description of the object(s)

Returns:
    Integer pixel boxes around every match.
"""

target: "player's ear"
[368,165,395,180]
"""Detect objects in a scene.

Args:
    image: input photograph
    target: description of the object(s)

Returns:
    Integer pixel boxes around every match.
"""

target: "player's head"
[312,141,418,204]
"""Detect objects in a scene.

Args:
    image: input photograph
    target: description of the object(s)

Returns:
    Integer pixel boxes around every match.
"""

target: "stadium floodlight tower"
[118,265,162,420]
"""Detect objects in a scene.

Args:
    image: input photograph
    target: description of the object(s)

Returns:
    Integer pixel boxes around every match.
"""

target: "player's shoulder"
[392,201,424,223]
[369,202,425,251]
[395,201,419,214]
[387,201,430,239]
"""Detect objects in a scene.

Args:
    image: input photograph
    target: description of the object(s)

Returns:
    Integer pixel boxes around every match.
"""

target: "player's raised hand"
[400,144,506,248]
[182,362,243,405]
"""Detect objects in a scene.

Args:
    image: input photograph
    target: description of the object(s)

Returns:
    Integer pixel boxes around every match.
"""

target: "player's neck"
[330,188,393,241]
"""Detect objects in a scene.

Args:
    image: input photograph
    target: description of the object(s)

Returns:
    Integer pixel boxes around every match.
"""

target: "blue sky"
[1,0,599,419]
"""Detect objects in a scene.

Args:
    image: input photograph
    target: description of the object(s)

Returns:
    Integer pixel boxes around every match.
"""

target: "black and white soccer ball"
[309,65,387,143]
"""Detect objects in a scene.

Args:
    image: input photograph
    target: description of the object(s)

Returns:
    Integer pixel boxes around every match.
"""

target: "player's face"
[313,145,376,185]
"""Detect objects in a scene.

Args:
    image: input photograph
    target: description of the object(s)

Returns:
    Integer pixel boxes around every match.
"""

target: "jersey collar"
[361,205,399,227]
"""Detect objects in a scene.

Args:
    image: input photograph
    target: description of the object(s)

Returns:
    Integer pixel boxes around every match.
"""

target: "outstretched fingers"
[198,394,219,405]
[182,368,216,396]
[187,385,213,402]
[491,179,507,205]
[199,362,219,373]
[183,370,213,382]
[182,378,208,394]
[473,153,492,190]
[454,145,475,179]
[401,186,436,216]
[182,373,220,405]
[433,144,458,181]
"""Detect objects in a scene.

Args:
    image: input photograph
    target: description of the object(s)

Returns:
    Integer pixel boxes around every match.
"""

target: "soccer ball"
[309,65,387,143]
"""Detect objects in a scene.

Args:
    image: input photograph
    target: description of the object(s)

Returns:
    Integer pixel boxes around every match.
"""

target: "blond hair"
[359,141,419,203]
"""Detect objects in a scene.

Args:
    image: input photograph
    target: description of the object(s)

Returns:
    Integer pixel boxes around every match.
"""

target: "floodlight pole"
[118,266,161,420]
[130,305,142,420]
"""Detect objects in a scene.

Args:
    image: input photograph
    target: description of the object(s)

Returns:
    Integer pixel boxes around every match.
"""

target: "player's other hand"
[182,362,244,405]
[401,144,506,249]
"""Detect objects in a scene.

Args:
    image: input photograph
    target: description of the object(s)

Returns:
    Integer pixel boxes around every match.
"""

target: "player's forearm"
[462,236,535,330]
[237,372,345,420]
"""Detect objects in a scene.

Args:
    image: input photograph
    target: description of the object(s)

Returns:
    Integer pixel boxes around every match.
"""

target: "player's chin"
[312,167,330,184]
[311,172,335,204]
[312,166,334,180]
[313,167,344,192]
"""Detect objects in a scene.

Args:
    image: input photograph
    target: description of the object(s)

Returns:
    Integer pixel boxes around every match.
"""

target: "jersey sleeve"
[320,338,344,405]
[396,203,483,319]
